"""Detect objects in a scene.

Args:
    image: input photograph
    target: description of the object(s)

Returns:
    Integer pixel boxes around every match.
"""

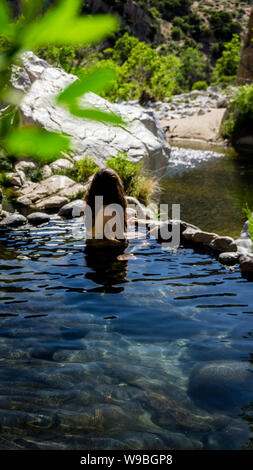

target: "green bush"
[76,155,100,182]
[88,34,183,101]
[209,11,242,41]
[171,26,183,40]
[192,80,208,91]
[105,152,157,205]
[212,34,241,86]
[178,47,208,91]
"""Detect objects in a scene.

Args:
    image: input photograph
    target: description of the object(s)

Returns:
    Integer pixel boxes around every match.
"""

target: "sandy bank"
[162,108,227,143]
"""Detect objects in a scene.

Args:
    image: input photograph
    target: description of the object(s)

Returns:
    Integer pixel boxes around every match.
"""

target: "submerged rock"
[188,361,253,411]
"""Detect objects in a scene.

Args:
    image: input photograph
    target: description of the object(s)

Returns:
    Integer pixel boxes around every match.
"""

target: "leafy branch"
[0,0,124,164]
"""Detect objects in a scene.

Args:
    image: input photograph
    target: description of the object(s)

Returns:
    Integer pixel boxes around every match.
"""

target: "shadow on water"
[161,143,253,238]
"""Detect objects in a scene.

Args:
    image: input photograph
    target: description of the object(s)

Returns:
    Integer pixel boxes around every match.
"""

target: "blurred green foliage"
[0,0,122,166]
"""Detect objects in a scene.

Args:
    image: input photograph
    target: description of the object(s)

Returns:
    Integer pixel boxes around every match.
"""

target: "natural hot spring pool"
[0,215,253,450]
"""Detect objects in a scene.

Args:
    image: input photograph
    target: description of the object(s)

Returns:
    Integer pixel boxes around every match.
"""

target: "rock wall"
[11,52,170,177]
[237,6,253,85]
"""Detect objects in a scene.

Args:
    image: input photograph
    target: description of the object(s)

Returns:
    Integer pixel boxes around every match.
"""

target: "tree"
[212,34,241,86]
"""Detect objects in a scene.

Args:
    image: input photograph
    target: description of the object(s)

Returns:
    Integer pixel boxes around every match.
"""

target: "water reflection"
[84,245,129,293]
[162,145,253,238]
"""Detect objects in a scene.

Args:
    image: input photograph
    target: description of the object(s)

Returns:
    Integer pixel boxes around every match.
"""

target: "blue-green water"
[0,213,253,450]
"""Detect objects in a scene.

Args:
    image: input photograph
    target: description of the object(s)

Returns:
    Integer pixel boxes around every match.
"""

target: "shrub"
[0,172,12,188]
[26,165,44,183]
[105,152,157,205]
[171,26,183,40]
[178,47,208,90]
[192,80,208,91]
[212,34,241,86]
[76,156,100,182]
[209,11,242,41]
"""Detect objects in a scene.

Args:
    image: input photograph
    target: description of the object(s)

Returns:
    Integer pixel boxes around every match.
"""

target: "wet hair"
[84,168,127,230]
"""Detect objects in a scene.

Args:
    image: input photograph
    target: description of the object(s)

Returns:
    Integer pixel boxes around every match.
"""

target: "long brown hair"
[85,168,127,230]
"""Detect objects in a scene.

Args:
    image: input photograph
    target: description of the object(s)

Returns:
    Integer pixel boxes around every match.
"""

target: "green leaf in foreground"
[4,127,70,162]
[67,104,125,125]
[22,0,119,48]
[0,0,11,34]
[57,68,117,104]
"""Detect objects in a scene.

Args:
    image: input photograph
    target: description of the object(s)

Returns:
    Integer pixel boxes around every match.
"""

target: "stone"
[218,252,241,266]
[126,196,155,220]
[182,227,198,241]
[209,236,237,252]
[235,237,253,253]
[27,212,51,226]
[58,199,86,219]
[16,175,86,212]
[12,52,171,178]
[240,220,250,239]
[0,213,27,228]
[192,231,218,245]
[188,361,253,410]
[35,195,69,211]
[126,207,137,219]
[14,160,36,174]
[239,255,253,274]
[7,171,26,187]
[49,158,74,172]
[216,97,227,108]
[42,165,52,179]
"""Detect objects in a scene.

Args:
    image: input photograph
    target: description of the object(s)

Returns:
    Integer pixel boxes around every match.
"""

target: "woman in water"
[84,168,129,252]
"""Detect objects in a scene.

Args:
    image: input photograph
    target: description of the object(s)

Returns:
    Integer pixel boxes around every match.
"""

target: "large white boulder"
[12,52,170,177]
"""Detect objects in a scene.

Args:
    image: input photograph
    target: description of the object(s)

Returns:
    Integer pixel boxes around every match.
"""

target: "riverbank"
[163,108,227,143]
[149,86,232,145]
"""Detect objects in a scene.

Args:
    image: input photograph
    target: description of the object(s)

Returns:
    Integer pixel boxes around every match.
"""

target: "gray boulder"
[27,212,51,226]
[209,236,237,253]
[12,52,170,177]
[16,175,86,212]
[239,254,253,275]
[58,199,86,219]
[0,213,27,228]
[218,252,241,265]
